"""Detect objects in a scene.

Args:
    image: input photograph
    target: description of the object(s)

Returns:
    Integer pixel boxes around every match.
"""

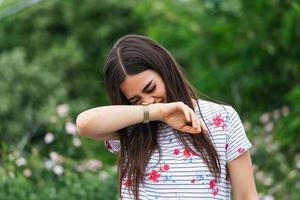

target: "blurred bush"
[0,0,299,199]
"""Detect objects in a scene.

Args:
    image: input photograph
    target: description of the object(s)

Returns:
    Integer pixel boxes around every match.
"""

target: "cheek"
[156,83,167,98]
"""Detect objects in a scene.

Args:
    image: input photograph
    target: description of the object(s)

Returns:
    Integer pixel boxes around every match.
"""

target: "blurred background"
[0,0,299,199]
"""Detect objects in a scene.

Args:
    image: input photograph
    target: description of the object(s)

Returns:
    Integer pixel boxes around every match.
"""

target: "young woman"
[76,34,258,200]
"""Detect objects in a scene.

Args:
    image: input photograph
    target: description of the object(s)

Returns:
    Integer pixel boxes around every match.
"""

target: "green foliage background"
[0,0,299,199]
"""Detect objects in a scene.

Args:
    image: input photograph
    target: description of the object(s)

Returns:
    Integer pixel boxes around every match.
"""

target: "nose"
[141,95,155,104]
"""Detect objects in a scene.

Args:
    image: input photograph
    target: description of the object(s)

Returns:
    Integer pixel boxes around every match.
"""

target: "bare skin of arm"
[76,102,208,140]
[227,150,259,200]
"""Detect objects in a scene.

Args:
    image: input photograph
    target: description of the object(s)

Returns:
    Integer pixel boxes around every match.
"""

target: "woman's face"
[120,69,167,105]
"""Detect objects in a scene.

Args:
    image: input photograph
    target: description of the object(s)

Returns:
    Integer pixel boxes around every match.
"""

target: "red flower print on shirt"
[212,114,224,127]
[163,164,170,171]
[209,179,216,189]
[225,143,229,150]
[105,140,112,149]
[238,147,245,153]
[159,164,170,171]
[191,178,196,184]
[147,170,161,183]
[173,148,180,155]
[212,187,219,197]
[123,180,132,187]
[183,148,192,158]
[209,179,219,197]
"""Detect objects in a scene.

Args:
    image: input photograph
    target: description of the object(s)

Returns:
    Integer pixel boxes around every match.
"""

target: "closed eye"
[147,85,156,93]
[131,85,156,104]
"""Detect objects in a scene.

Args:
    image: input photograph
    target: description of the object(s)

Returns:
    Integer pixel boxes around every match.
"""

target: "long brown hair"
[103,34,221,199]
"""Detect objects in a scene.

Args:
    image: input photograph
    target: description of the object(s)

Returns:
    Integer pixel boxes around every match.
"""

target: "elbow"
[76,113,103,141]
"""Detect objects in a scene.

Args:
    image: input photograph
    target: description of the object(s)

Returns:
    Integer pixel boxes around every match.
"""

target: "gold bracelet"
[142,102,150,123]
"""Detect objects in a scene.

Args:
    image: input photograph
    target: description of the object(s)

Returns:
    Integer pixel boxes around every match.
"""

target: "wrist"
[149,103,163,121]
[142,102,150,123]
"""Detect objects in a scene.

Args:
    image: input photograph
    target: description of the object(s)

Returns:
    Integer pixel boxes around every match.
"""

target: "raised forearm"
[76,104,162,137]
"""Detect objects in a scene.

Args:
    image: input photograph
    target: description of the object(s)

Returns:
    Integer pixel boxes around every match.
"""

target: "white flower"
[86,159,103,172]
[295,154,300,169]
[272,109,280,120]
[269,183,283,193]
[263,122,274,133]
[44,132,55,144]
[260,112,270,124]
[56,104,69,117]
[9,171,15,179]
[23,168,32,177]
[288,170,297,178]
[255,171,265,181]
[53,165,64,176]
[262,176,273,186]
[49,152,64,164]
[72,137,82,147]
[45,159,55,170]
[16,157,27,167]
[8,153,16,161]
[281,106,289,116]
[243,121,251,131]
[65,122,77,135]
[262,195,274,200]
[48,116,57,123]
[99,171,109,180]
[75,164,85,172]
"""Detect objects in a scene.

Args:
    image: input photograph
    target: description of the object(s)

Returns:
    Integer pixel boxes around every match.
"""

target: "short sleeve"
[104,125,134,153]
[225,107,252,163]
[104,140,120,153]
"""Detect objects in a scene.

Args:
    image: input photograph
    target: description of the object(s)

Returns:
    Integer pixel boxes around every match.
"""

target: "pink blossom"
[86,159,103,171]
[49,152,64,164]
[212,187,219,197]
[183,148,191,158]
[260,112,270,124]
[72,137,82,147]
[212,115,224,127]
[23,168,32,177]
[65,122,77,135]
[163,164,170,171]
[281,106,289,116]
[56,104,69,117]
[209,179,216,189]
[173,148,180,155]
[99,171,109,180]
[238,147,245,153]
[147,170,161,182]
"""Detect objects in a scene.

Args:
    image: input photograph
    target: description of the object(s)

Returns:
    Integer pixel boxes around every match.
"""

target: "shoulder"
[196,98,235,118]
[196,99,242,135]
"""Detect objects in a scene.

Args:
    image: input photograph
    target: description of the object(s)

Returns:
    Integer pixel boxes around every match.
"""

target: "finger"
[181,125,200,134]
[181,104,191,122]
[186,106,198,129]
[199,118,208,133]
[197,117,201,132]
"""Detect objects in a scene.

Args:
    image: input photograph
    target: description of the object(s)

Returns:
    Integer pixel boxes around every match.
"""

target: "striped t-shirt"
[105,99,252,200]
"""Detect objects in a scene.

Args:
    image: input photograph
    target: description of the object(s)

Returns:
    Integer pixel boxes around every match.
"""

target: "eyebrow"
[128,79,153,101]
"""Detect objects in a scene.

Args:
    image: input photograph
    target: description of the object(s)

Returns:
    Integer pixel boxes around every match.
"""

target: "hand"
[159,101,208,134]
